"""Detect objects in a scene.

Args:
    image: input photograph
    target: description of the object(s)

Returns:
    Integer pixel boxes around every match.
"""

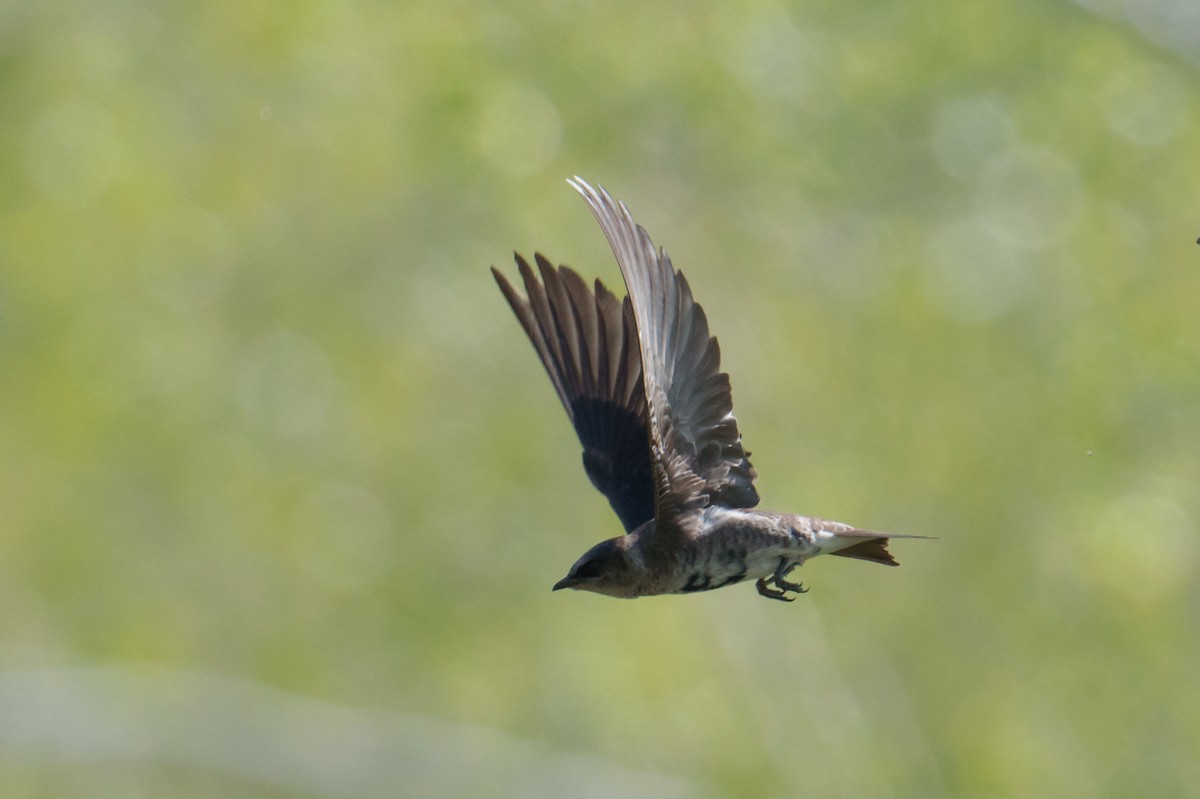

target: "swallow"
[492,178,925,601]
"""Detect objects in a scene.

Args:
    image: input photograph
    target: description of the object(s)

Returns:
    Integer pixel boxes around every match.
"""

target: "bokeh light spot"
[930,96,1017,181]
[1101,61,1190,147]
[1082,493,1196,605]
[25,99,122,205]
[293,483,395,591]
[235,330,337,440]
[974,147,1082,250]
[922,215,1033,323]
[477,83,562,177]
[720,6,820,103]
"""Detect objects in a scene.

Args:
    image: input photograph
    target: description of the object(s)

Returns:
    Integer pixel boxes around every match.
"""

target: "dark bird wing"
[568,178,759,549]
[492,254,655,532]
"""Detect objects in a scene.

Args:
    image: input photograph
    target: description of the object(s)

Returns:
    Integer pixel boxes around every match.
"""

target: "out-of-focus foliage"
[2,1,1198,796]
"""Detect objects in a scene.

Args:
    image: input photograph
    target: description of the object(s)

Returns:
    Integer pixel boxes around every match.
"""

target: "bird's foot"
[755,560,807,601]
[756,577,794,602]
[774,575,808,594]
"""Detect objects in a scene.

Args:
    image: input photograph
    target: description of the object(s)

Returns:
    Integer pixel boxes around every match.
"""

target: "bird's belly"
[671,541,804,594]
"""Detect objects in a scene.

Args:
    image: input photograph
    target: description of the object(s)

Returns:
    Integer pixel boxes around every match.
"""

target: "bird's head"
[552,536,640,598]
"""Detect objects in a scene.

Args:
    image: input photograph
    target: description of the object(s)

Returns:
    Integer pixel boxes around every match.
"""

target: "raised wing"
[492,253,654,532]
[568,178,759,546]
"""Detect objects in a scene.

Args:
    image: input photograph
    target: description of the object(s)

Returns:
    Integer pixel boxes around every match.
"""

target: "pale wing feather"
[568,178,759,547]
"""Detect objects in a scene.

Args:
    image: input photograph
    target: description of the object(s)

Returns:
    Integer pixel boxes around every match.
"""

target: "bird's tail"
[821,526,933,567]
[828,535,899,566]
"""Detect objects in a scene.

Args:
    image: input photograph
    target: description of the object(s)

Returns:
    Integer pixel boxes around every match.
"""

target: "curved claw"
[755,577,797,602]
[775,577,808,594]
[754,558,809,601]
[776,559,807,594]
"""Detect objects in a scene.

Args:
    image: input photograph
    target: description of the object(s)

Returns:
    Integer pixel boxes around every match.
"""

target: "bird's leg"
[773,559,808,595]
[755,559,806,602]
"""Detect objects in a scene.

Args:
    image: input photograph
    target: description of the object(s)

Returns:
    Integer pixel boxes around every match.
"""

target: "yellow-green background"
[3,1,1198,796]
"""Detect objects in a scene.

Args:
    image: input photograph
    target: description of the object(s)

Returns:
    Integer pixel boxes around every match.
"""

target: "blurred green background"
[2,0,1198,796]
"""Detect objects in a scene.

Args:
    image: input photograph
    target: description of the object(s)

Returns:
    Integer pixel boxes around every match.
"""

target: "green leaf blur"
[2,1,1198,797]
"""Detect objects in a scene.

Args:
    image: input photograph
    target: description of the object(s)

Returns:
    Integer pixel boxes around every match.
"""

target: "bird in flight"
[492,178,923,601]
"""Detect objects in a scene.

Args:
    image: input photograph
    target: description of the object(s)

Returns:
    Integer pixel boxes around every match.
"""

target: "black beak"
[552,576,577,591]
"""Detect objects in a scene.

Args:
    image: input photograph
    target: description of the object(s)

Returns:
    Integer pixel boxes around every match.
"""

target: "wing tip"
[491,263,514,293]
[567,175,593,199]
[567,176,623,214]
